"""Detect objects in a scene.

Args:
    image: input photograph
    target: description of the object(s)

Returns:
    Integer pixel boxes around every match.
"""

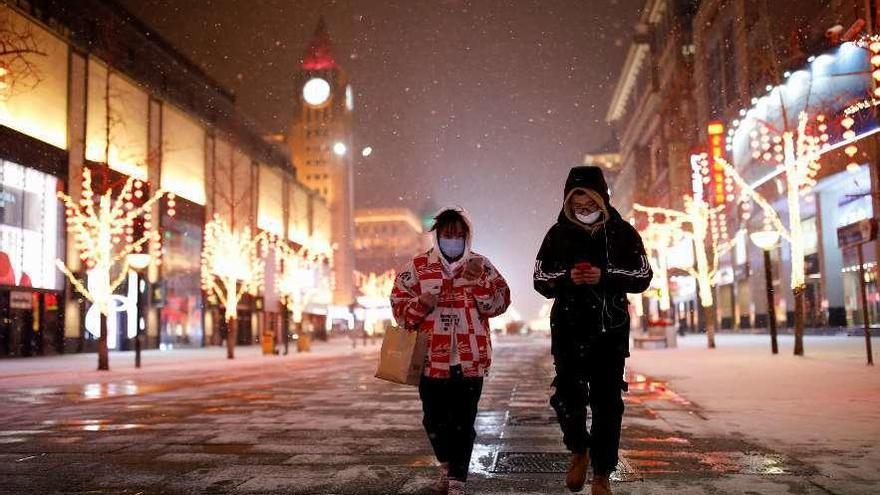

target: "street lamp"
[127,253,151,368]
[750,230,781,354]
[333,142,347,156]
[361,146,373,157]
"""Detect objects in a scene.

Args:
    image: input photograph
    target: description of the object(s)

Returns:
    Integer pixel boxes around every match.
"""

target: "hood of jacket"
[558,166,616,229]
[430,205,474,271]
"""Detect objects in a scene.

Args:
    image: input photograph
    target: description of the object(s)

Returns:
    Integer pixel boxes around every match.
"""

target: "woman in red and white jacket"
[391,206,510,495]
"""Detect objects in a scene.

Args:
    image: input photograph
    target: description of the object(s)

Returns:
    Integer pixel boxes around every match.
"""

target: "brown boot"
[565,452,590,492]
[591,474,612,495]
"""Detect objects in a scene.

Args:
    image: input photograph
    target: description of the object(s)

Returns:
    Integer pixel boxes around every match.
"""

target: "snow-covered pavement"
[629,333,880,494]
[0,336,381,389]
[0,334,876,494]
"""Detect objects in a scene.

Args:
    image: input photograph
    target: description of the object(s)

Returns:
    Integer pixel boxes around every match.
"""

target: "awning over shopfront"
[731,42,874,183]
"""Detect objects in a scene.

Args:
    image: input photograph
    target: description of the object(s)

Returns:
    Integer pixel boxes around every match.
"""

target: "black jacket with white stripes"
[533,166,652,358]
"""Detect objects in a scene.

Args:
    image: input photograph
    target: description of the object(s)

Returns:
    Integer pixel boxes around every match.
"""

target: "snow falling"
[117,0,642,320]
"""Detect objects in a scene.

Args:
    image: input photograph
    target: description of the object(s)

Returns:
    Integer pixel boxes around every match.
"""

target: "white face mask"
[576,210,602,225]
[438,237,466,259]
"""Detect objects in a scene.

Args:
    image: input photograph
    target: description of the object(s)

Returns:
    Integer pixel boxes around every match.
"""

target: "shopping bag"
[375,327,427,386]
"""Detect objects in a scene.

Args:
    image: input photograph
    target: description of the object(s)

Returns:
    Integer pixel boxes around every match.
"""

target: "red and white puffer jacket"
[390,207,511,379]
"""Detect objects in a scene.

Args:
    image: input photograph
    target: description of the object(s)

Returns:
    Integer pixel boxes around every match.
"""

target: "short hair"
[431,209,469,234]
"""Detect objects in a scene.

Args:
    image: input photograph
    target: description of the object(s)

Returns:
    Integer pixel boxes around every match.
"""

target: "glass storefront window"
[162,105,206,205]
[0,6,68,149]
[842,242,879,326]
[211,138,254,230]
[159,202,204,348]
[0,160,60,289]
[257,164,284,236]
[288,182,310,245]
[837,193,872,228]
[85,58,149,180]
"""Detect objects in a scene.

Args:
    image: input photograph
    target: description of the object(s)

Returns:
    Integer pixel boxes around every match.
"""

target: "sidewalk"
[0,334,875,494]
[628,333,880,494]
[0,336,381,390]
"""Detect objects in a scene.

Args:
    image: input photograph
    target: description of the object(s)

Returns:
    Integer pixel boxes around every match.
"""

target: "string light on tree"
[200,215,268,359]
[634,153,748,348]
[744,111,828,356]
[640,224,682,313]
[354,270,396,335]
[858,34,880,99]
[275,241,329,325]
[55,167,166,370]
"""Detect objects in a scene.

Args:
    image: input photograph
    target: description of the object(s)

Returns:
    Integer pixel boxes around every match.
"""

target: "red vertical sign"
[707,122,726,206]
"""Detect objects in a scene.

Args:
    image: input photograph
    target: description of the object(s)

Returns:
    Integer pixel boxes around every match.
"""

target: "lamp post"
[750,230,781,354]
[126,253,151,368]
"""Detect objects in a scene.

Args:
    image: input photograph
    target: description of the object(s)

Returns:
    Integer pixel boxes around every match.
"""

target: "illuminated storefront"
[159,198,204,348]
[0,159,64,356]
[0,2,330,356]
[727,40,879,329]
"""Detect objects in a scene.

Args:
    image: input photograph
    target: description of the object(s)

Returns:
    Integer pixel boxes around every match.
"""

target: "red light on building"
[707,121,726,206]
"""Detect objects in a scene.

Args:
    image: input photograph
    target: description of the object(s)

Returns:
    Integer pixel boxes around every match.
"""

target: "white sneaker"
[438,463,449,492]
[448,479,466,495]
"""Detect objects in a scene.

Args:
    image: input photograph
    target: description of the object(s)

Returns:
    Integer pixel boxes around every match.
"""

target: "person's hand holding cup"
[463,258,484,281]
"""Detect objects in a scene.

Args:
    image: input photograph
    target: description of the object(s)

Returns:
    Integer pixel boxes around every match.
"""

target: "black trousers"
[418,365,484,481]
[550,343,626,476]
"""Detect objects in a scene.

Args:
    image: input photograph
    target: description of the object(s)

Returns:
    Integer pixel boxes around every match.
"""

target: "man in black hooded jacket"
[533,166,652,495]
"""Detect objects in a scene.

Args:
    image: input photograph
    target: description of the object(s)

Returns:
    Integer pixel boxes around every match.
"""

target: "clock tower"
[289,18,355,306]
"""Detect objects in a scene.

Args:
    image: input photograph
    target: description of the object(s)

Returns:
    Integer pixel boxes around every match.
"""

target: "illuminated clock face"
[303,77,331,106]
[345,85,353,111]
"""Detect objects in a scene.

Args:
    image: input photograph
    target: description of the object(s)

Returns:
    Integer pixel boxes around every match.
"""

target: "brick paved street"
[0,336,871,494]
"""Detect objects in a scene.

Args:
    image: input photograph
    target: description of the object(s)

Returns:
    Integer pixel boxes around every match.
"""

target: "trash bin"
[296,333,312,353]
[261,328,275,355]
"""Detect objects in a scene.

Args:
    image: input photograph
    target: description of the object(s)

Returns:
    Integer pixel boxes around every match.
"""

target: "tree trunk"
[98,312,109,370]
[793,287,805,356]
[227,316,237,359]
[763,249,779,355]
[703,305,716,349]
[282,306,290,355]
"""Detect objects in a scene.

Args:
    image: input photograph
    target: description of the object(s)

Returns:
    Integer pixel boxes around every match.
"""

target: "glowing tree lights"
[354,270,396,336]
[275,242,329,325]
[641,224,681,314]
[635,154,743,349]
[201,215,267,359]
[56,167,166,370]
[634,195,738,349]
[746,111,828,356]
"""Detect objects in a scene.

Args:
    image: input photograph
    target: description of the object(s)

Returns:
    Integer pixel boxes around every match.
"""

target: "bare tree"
[0,11,45,98]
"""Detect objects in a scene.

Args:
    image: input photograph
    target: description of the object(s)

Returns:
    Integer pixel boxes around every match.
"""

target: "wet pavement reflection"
[0,337,821,494]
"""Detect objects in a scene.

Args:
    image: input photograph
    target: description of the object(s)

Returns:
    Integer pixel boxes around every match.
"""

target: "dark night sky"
[116,0,643,320]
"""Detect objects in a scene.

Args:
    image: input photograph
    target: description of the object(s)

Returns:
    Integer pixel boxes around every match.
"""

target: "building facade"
[605,0,700,328]
[692,0,869,330]
[354,207,430,275]
[607,0,700,219]
[611,0,880,332]
[0,0,333,357]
